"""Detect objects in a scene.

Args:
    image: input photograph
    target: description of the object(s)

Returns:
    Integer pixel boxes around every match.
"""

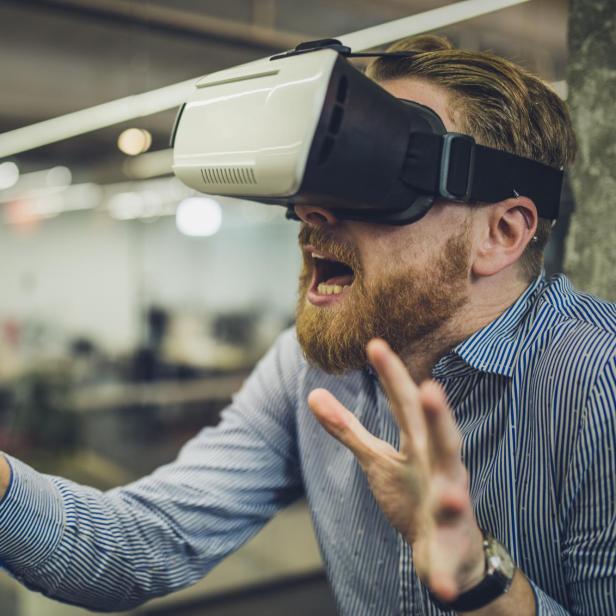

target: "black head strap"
[469,144,562,219]
[403,132,563,219]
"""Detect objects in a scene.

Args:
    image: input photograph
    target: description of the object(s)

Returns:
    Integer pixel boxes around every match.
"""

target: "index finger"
[420,380,462,469]
[367,338,427,450]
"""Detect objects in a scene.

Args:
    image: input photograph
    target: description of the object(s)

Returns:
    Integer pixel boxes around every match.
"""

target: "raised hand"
[0,454,11,502]
[307,338,485,602]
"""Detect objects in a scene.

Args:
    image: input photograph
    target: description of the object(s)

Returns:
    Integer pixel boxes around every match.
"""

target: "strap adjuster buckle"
[439,133,476,201]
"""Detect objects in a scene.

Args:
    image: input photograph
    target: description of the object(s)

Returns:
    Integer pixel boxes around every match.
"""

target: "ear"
[471,196,538,278]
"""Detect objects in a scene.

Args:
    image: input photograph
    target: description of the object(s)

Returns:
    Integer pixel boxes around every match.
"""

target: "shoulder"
[520,275,615,424]
[515,277,615,474]
[527,275,616,369]
[537,274,616,337]
[235,327,306,404]
[263,326,305,373]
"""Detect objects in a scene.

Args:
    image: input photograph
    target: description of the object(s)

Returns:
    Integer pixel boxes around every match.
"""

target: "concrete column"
[564,0,616,300]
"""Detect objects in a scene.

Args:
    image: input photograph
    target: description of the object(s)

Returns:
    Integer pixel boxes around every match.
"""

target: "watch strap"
[440,569,513,611]
[427,533,515,612]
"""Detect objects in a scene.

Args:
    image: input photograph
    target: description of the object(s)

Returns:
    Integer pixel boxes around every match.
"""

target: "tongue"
[324,273,354,286]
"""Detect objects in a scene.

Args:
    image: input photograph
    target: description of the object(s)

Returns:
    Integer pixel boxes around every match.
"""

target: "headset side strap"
[469,145,563,219]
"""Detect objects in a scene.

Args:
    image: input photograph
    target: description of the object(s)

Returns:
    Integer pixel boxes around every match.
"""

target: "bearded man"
[1,36,615,616]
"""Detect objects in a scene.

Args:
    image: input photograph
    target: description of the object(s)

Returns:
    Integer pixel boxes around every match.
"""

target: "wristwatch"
[429,532,516,612]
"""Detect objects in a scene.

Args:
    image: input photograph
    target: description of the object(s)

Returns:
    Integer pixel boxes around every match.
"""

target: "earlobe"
[471,197,538,278]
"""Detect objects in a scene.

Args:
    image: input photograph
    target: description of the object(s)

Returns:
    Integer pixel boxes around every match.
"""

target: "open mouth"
[309,250,355,296]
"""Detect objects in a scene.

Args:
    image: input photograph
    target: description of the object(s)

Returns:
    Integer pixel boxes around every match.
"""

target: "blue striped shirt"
[0,274,615,615]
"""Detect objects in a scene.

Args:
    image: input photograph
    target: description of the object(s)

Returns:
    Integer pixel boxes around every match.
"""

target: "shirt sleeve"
[530,351,616,616]
[529,579,573,615]
[0,328,305,612]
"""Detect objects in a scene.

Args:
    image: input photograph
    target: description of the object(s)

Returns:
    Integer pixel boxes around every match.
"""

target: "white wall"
[0,204,301,353]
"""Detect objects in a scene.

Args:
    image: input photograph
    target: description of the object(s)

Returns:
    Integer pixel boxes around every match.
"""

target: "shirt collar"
[433,274,546,379]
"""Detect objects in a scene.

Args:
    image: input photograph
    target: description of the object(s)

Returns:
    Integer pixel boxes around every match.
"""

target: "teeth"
[317,283,350,295]
[312,252,327,260]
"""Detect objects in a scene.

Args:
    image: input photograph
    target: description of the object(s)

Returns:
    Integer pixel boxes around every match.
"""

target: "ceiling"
[0,0,568,187]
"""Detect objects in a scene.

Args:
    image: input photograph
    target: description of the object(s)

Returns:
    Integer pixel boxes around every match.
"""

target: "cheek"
[351,220,448,280]
[372,234,437,274]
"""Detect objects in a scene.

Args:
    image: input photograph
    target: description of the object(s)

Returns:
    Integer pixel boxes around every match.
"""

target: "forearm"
[460,569,535,616]
[0,455,208,611]
[0,401,301,611]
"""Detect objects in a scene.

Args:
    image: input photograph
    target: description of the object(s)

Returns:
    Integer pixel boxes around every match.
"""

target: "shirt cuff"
[529,578,571,615]
[0,455,65,574]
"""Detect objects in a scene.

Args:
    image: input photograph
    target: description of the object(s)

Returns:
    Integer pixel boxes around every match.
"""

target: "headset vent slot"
[201,166,257,185]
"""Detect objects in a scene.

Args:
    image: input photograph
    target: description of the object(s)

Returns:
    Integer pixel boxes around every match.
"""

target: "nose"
[293,204,338,227]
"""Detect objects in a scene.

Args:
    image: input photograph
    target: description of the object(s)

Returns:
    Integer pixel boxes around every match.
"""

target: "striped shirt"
[0,273,614,615]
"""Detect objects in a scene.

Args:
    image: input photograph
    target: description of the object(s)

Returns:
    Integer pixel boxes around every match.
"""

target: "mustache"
[298,224,361,272]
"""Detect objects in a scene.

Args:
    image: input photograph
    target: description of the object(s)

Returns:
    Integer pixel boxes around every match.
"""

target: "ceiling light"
[118,128,153,156]
[46,166,72,187]
[0,162,20,190]
[176,196,222,237]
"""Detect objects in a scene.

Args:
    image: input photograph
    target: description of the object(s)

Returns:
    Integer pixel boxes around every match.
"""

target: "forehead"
[378,78,457,132]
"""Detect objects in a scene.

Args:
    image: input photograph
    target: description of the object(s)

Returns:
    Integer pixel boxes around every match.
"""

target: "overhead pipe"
[0,0,530,158]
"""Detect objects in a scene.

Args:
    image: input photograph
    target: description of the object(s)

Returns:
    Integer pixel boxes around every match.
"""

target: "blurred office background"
[0,0,582,614]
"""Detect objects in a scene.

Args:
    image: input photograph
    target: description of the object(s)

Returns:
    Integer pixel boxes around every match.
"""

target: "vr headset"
[171,39,563,225]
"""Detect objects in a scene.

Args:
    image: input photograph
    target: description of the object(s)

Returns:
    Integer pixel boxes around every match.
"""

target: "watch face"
[487,538,516,579]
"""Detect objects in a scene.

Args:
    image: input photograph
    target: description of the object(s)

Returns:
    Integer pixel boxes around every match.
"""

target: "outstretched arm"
[0,329,304,612]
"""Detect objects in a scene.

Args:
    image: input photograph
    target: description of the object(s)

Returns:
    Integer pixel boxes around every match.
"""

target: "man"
[1,35,614,615]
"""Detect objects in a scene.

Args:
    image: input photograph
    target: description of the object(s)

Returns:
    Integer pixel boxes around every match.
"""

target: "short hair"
[366,35,577,280]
